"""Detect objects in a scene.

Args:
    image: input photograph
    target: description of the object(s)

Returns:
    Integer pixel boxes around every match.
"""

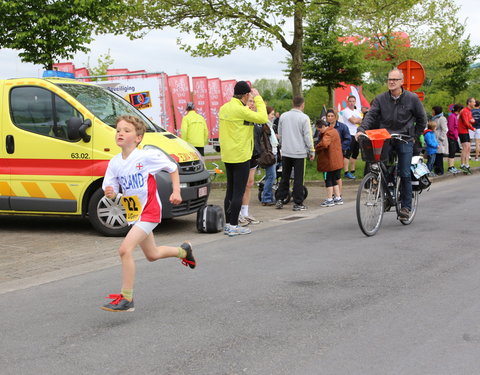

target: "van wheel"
[88,188,130,237]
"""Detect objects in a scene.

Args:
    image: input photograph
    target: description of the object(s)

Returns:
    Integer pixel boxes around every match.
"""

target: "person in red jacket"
[315,119,344,207]
[458,97,476,174]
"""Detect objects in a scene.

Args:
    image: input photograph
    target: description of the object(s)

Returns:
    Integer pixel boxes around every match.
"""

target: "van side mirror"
[67,117,92,142]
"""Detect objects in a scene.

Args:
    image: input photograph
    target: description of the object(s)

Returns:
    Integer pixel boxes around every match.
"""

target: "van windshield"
[56,83,165,132]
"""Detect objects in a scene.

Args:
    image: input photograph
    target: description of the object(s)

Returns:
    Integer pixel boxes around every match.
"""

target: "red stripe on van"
[0,159,110,176]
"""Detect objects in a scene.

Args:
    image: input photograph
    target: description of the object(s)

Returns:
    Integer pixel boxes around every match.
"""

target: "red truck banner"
[207,78,223,141]
[192,76,211,131]
[334,83,370,121]
[168,74,191,135]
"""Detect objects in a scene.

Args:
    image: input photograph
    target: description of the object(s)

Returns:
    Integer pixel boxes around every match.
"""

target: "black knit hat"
[234,81,251,95]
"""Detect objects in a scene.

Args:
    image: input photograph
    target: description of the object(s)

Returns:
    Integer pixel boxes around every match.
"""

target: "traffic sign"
[397,60,425,91]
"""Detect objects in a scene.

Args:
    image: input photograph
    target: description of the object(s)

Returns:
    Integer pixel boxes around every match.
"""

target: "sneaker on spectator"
[238,215,249,226]
[321,199,335,207]
[345,172,356,179]
[275,200,283,209]
[224,224,231,235]
[333,196,344,205]
[244,215,260,225]
[292,204,307,211]
[228,225,251,237]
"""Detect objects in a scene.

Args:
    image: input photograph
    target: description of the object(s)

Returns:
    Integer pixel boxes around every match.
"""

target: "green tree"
[303,85,329,120]
[339,0,459,65]
[0,0,123,69]
[303,4,367,106]
[104,0,339,97]
[85,50,115,79]
[441,38,480,103]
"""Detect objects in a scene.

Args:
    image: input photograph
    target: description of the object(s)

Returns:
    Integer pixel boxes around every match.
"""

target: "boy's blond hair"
[427,120,437,131]
[116,115,147,137]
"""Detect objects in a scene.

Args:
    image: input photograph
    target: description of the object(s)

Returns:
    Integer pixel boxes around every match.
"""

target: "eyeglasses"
[387,78,402,82]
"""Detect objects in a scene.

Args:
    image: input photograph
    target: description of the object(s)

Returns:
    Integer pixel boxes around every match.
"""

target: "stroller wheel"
[303,185,308,200]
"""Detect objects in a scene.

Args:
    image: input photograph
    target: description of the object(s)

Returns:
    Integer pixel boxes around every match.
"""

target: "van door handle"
[6,135,14,154]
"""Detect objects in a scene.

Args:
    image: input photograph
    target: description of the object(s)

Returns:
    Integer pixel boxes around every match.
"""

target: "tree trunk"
[288,1,304,97]
[327,86,333,108]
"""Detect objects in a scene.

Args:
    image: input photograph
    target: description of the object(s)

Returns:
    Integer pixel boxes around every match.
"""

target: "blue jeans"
[261,160,277,203]
[391,140,413,210]
[426,153,436,172]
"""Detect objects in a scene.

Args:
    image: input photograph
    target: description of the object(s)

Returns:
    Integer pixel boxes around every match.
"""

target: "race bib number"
[120,195,142,222]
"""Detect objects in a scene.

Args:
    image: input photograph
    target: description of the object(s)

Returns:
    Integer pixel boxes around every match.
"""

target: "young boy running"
[101,115,195,312]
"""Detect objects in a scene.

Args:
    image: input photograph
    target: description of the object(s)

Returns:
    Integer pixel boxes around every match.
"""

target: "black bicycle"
[356,130,429,237]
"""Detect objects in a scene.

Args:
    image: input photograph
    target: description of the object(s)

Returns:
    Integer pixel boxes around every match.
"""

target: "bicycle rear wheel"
[396,178,419,225]
[356,173,384,236]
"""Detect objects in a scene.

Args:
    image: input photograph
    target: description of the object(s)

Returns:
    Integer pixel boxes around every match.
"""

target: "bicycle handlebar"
[357,132,411,143]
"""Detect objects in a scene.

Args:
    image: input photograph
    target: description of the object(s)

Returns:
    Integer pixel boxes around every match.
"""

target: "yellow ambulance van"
[0,77,211,236]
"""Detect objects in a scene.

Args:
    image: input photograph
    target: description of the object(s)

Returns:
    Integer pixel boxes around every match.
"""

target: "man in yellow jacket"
[180,102,209,155]
[219,81,268,237]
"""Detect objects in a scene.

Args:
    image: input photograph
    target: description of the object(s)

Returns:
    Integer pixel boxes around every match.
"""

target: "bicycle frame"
[356,132,419,236]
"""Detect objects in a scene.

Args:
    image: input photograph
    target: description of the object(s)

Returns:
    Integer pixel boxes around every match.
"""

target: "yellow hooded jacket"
[219,96,268,163]
[180,111,209,147]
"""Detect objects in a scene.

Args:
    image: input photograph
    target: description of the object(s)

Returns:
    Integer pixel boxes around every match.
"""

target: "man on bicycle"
[355,68,427,219]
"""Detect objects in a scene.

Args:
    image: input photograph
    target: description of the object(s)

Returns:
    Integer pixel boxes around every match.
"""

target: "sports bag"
[196,205,224,233]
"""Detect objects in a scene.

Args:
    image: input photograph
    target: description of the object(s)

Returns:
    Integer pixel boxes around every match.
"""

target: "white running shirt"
[103,148,178,224]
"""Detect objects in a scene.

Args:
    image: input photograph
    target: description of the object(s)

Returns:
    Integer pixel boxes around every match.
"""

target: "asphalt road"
[2,175,480,374]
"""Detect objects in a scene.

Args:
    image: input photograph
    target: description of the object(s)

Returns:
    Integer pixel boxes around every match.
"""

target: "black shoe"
[399,207,410,219]
[292,204,307,211]
[101,294,134,312]
[180,241,196,269]
[275,200,283,209]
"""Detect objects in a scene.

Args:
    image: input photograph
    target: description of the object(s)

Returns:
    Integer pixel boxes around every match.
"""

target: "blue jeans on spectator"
[426,153,436,173]
[391,140,413,210]
[262,159,277,203]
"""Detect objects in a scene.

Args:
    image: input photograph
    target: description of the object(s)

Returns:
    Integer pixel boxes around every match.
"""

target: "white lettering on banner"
[172,79,189,96]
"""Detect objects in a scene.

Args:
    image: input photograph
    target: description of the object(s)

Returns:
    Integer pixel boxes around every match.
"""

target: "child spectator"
[314,119,344,207]
[423,120,439,176]
[101,115,195,312]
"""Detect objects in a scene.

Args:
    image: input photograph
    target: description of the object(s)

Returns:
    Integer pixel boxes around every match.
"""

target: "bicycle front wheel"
[356,173,384,236]
[396,178,419,225]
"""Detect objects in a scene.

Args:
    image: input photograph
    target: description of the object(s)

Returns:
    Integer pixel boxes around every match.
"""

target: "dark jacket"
[315,127,344,172]
[252,123,263,159]
[334,121,351,151]
[358,89,427,140]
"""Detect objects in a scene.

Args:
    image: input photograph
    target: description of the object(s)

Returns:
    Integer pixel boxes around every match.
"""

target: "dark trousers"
[433,153,444,175]
[391,141,413,210]
[277,156,305,205]
[224,161,250,226]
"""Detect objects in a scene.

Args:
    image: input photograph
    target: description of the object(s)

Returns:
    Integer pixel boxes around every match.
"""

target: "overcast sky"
[0,0,478,81]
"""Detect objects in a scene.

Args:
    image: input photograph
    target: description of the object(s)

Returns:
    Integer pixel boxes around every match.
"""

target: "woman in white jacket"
[432,106,449,175]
